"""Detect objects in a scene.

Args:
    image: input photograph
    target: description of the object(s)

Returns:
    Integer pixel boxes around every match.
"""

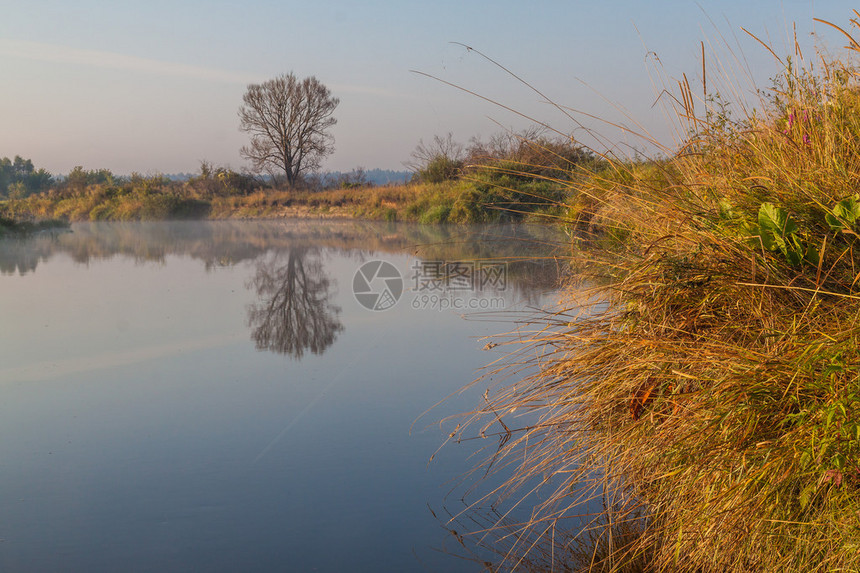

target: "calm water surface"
[0,220,565,572]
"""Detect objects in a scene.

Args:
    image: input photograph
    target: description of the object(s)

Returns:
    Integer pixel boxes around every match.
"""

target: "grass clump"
[455,17,860,573]
[0,213,68,237]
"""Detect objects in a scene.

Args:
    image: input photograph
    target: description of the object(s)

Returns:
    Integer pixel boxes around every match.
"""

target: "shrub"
[417,203,452,224]
[418,155,463,183]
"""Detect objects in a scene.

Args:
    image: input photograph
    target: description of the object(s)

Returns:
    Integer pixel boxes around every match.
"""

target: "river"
[0,220,566,572]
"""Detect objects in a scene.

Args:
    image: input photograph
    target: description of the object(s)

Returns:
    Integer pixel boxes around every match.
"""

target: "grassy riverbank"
[0,178,564,224]
[0,142,591,225]
[0,215,68,237]
[457,22,860,573]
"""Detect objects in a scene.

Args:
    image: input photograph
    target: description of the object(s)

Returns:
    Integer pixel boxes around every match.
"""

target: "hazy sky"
[0,1,856,175]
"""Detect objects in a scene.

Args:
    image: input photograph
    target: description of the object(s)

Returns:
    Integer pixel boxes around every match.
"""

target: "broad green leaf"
[751,224,776,250]
[785,247,802,266]
[826,213,844,231]
[758,202,797,237]
[754,203,811,265]
[833,195,860,224]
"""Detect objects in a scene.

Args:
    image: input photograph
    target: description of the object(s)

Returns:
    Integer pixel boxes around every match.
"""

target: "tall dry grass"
[452,14,860,573]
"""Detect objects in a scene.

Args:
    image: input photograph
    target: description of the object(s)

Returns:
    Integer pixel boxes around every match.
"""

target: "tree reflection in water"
[246,247,343,359]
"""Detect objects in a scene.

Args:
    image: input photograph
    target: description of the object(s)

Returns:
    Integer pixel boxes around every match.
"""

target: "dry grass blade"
[813,18,860,51]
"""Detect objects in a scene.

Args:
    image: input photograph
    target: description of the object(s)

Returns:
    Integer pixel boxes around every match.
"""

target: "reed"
[453,14,860,572]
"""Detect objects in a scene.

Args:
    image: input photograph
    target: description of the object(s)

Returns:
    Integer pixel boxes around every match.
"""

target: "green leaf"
[751,224,775,250]
[759,202,797,237]
[754,203,810,265]
[827,195,860,230]
[798,483,815,509]
[833,195,860,224]
[718,198,735,220]
[823,363,844,377]
[826,213,844,231]
[804,242,820,265]
[785,247,802,266]
[833,452,847,471]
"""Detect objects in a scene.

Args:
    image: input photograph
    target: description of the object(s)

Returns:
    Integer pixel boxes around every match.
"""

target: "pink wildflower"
[784,111,795,134]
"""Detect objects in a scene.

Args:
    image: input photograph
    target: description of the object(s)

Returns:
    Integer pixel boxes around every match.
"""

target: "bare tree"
[404,133,465,183]
[239,73,339,187]
[404,132,464,173]
[465,126,545,165]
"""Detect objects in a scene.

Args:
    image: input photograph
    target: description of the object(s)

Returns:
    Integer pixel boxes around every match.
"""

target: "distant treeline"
[0,156,53,198]
[156,168,411,188]
[0,157,411,199]
[0,129,602,224]
[314,168,410,187]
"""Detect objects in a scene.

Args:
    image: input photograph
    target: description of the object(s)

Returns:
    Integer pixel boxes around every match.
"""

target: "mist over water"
[0,220,565,572]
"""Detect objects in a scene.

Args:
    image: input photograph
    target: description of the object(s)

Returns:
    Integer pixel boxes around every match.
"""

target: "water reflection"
[247,248,343,358]
[0,233,64,275]
[1,220,567,360]
[0,220,570,572]
[0,220,566,285]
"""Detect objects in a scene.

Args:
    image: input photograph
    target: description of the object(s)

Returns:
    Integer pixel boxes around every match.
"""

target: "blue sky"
[0,1,856,175]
